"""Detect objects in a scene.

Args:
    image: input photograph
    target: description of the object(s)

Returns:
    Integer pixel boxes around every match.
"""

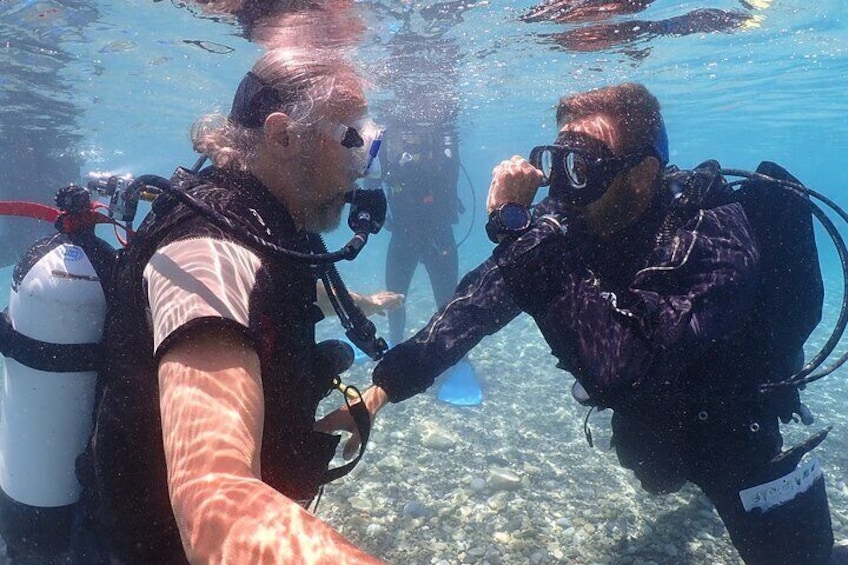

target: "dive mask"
[529,132,647,207]
[329,118,385,179]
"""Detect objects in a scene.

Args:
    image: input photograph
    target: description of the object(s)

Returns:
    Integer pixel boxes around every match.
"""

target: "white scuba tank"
[0,239,107,508]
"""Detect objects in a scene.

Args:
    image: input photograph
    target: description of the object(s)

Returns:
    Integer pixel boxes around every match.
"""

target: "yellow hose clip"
[332,376,361,400]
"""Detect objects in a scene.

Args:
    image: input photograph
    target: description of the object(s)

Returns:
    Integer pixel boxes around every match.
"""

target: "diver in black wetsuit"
[377,125,461,343]
[320,82,847,564]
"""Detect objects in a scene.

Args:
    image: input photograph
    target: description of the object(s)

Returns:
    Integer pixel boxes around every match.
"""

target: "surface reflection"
[0,2,100,266]
[522,1,761,55]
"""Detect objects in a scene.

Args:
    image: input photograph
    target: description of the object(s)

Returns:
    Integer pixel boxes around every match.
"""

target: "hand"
[486,155,545,214]
[353,291,404,317]
[314,385,389,460]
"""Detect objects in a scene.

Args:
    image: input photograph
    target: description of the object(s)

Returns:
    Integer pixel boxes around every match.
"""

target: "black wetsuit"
[78,169,341,564]
[381,134,461,344]
[373,161,834,564]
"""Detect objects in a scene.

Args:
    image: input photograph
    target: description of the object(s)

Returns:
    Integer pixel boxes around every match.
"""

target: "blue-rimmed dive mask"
[328,118,385,179]
[529,132,649,207]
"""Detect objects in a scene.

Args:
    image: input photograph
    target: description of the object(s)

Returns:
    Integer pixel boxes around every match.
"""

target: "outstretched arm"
[160,328,385,564]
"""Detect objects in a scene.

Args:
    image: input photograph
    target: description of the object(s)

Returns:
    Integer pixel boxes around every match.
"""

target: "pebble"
[469,477,487,492]
[697,531,716,542]
[523,462,542,475]
[421,429,456,451]
[487,492,508,511]
[377,454,403,471]
[487,467,521,491]
[366,524,384,536]
[493,531,511,544]
[349,496,373,512]
[403,501,431,519]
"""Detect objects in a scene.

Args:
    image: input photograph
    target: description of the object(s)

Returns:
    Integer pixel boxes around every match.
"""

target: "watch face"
[502,203,530,230]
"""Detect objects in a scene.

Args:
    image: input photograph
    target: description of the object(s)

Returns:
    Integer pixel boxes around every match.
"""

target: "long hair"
[191,47,363,171]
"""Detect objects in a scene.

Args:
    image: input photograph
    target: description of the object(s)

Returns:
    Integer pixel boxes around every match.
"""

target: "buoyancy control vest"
[660,161,823,419]
[383,129,462,225]
[610,160,826,493]
[88,169,354,562]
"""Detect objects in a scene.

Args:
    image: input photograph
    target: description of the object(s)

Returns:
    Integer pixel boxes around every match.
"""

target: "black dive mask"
[529,132,647,207]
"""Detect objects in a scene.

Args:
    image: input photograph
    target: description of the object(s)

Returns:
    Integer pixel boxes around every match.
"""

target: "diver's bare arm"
[159,328,385,565]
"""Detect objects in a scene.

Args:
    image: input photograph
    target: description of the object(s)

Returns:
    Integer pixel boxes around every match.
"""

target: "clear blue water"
[1,0,847,561]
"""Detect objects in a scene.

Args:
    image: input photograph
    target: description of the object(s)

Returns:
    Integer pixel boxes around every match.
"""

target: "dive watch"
[486,202,532,243]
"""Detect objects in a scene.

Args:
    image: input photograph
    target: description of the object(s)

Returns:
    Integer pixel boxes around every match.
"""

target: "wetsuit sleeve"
[143,237,263,360]
[373,255,522,402]
[495,202,760,408]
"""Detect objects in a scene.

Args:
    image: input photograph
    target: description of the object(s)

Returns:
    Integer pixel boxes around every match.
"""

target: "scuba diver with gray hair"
[44,47,392,564]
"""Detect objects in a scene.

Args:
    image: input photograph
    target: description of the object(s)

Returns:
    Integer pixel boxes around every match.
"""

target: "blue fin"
[339,337,392,364]
[437,359,482,406]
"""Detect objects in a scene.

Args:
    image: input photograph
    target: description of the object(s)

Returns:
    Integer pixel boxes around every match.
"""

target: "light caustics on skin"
[159,331,383,564]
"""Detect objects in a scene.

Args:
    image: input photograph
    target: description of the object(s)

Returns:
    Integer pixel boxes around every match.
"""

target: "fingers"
[314,408,362,461]
[487,155,544,214]
[362,291,405,317]
[314,407,353,434]
[342,432,362,460]
[372,291,404,311]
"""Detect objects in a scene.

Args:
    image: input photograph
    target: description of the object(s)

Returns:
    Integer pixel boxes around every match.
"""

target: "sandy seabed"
[314,279,848,565]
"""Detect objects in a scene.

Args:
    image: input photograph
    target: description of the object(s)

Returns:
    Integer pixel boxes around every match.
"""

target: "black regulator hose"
[314,235,388,360]
[129,174,388,361]
[130,175,370,263]
[781,185,848,387]
[457,161,477,248]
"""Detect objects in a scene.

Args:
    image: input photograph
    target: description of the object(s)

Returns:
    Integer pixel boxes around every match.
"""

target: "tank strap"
[0,310,102,373]
[321,394,371,484]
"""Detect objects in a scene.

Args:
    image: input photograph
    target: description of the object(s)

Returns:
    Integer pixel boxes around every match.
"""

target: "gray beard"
[303,198,344,232]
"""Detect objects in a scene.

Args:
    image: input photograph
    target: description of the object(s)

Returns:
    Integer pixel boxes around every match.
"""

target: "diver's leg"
[690,417,834,565]
[385,231,420,344]
[421,222,459,309]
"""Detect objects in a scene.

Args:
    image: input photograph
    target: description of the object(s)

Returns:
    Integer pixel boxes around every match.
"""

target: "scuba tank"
[0,185,115,558]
